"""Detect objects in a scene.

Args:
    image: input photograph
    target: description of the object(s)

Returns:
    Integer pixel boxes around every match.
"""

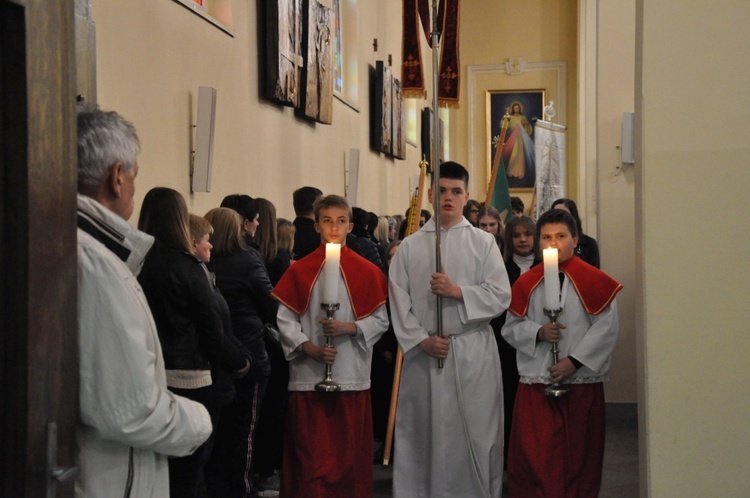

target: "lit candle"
[542,247,560,310]
[323,243,341,304]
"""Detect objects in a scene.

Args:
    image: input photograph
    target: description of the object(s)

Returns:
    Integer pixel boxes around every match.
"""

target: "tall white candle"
[542,247,560,310]
[322,243,341,304]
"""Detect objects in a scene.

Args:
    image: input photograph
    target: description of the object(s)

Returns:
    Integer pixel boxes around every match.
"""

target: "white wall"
[636,1,750,495]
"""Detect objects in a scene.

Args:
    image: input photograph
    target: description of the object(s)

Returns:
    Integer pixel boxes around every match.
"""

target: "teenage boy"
[501,208,622,497]
[272,194,389,498]
[389,161,511,498]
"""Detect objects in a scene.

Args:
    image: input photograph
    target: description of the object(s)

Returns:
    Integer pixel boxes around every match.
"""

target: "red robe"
[505,256,622,498]
[272,244,388,498]
[509,255,622,317]
[272,244,387,320]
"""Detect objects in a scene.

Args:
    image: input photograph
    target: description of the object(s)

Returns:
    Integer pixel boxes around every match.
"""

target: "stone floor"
[373,402,640,497]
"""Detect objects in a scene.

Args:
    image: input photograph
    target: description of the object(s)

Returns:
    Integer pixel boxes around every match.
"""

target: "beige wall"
[636,0,750,495]
[92,0,419,221]
[596,1,636,402]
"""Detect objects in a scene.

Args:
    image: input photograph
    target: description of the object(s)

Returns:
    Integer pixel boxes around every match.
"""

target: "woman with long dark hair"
[204,207,278,498]
[137,187,249,498]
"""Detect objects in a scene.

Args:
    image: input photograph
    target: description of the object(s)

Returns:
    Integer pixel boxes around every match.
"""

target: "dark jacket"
[208,272,251,407]
[207,247,278,348]
[349,231,383,268]
[265,249,292,287]
[138,242,248,373]
[577,233,600,269]
[293,216,319,259]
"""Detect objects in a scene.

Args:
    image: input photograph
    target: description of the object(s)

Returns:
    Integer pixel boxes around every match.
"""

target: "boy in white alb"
[389,161,511,498]
[272,195,389,498]
[501,208,622,497]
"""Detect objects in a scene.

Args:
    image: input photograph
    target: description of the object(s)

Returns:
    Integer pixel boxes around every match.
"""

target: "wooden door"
[0,0,78,496]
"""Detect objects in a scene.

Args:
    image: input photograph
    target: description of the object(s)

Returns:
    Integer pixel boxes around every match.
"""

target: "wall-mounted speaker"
[192,86,217,192]
[622,111,635,164]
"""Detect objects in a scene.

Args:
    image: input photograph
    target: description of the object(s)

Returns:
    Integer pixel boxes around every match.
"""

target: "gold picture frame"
[486,89,545,192]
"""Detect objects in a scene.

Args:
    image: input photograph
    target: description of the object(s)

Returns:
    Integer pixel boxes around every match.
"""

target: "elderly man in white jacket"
[76,108,211,497]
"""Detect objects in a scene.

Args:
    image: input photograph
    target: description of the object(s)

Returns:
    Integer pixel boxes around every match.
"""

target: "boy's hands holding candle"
[320,318,357,337]
[537,322,567,343]
[548,357,576,383]
[302,341,337,365]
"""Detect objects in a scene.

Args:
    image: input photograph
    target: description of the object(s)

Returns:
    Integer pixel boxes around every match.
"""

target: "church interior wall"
[91,0,639,403]
[636,0,750,494]
[92,0,419,222]
[595,0,636,403]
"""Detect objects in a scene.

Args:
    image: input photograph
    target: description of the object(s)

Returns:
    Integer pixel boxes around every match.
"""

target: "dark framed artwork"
[333,0,343,96]
[486,89,545,191]
[298,0,334,123]
[421,107,444,172]
[371,61,392,154]
[264,0,304,107]
[392,79,406,159]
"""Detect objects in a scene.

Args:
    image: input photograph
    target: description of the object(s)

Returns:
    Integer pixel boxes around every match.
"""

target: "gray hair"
[77,108,140,193]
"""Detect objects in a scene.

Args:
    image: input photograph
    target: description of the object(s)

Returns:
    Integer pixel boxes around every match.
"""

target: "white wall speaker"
[192,86,217,192]
[346,148,360,207]
[621,111,635,164]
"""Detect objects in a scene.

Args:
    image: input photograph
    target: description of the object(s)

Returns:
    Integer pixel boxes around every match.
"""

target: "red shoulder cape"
[271,244,388,320]
[508,256,622,317]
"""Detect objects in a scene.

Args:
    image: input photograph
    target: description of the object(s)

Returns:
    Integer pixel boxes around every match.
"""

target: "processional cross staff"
[428,0,445,370]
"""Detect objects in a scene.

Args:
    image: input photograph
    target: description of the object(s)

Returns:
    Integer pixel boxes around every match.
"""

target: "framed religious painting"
[264,0,303,107]
[421,107,445,173]
[392,78,406,160]
[486,89,545,191]
[298,0,335,123]
[371,60,393,154]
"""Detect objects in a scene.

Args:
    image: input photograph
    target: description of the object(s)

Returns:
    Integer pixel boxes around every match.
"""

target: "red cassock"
[505,256,622,498]
[272,244,387,498]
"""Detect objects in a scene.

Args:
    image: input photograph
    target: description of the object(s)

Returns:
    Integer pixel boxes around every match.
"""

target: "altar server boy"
[501,208,622,498]
[272,194,389,498]
[389,161,511,498]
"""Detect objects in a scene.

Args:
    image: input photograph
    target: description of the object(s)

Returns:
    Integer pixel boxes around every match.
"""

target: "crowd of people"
[76,107,619,498]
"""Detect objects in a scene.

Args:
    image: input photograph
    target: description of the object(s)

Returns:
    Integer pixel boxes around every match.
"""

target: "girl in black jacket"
[138,187,249,498]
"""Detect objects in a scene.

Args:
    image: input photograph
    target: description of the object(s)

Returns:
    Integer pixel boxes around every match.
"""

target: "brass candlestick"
[315,303,341,392]
[543,307,570,398]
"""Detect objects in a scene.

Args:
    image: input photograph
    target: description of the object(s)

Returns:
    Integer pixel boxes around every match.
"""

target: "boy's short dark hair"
[313,194,353,222]
[293,186,323,216]
[536,209,578,239]
[437,161,469,185]
[510,196,525,213]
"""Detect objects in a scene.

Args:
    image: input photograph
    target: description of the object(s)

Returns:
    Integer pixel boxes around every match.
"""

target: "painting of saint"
[487,90,545,190]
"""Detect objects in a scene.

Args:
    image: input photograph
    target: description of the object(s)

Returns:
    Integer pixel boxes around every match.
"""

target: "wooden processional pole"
[382,157,428,466]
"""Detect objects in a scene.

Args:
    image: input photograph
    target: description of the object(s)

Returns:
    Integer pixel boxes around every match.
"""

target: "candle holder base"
[314,379,341,392]
[315,303,341,393]
[544,383,571,397]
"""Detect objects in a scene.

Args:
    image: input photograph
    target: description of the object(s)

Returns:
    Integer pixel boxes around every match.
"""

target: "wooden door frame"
[1,0,78,495]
